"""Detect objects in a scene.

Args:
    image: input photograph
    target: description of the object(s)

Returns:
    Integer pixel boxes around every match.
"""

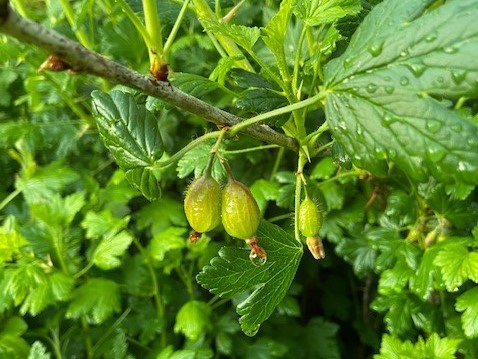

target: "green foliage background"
[1,0,478,358]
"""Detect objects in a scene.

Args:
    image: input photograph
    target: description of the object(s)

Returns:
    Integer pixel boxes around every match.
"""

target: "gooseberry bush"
[1,0,478,357]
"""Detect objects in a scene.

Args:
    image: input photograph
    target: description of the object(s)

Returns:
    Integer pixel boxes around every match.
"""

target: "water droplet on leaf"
[451,70,466,85]
[244,325,260,337]
[426,120,442,133]
[428,143,447,162]
[385,86,395,94]
[400,77,409,86]
[249,251,267,266]
[425,32,437,42]
[366,83,378,93]
[368,40,384,57]
[388,149,397,159]
[344,57,354,68]
[375,147,387,159]
[338,121,347,130]
[443,46,458,54]
[381,115,397,127]
[408,63,427,77]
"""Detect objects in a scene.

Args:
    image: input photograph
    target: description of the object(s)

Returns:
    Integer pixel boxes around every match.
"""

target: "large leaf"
[324,0,478,184]
[294,0,361,26]
[197,221,303,336]
[456,287,478,338]
[91,90,163,200]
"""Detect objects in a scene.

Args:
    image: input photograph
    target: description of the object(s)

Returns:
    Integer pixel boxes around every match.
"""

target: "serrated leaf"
[310,157,339,180]
[410,246,442,300]
[174,301,212,341]
[200,18,260,51]
[434,240,478,292]
[81,210,130,240]
[324,0,478,184]
[197,221,303,335]
[66,278,120,324]
[15,162,80,204]
[0,221,28,262]
[236,88,289,126]
[295,0,361,26]
[250,179,280,214]
[262,0,294,77]
[171,73,223,98]
[93,230,133,270]
[176,141,225,181]
[149,227,187,262]
[28,341,51,359]
[124,167,159,201]
[378,259,414,295]
[91,90,163,199]
[304,317,341,359]
[456,287,478,338]
[229,68,278,90]
[0,317,30,359]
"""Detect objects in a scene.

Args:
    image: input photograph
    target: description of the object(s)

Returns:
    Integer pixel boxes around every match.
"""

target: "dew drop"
[428,143,447,162]
[375,147,387,159]
[366,83,378,93]
[400,76,409,86]
[353,154,363,162]
[425,31,437,42]
[381,115,397,127]
[368,40,384,57]
[385,86,395,94]
[443,46,458,54]
[451,124,463,133]
[458,161,467,172]
[388,149,397,159]
[344,57,354,68]
[350,87,359,93]
[338,121,347,130]
[249,252,267,266]
[400,49,409,57]
[426,120,442,133]
[451,70,466,85]
[408,63,427,77]
[468,137,478,147]
[244,325,260,337]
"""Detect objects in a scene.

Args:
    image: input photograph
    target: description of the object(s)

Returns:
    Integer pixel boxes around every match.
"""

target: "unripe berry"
[299,197,323,238]
[184,175,222,233]
[221,180,260,240]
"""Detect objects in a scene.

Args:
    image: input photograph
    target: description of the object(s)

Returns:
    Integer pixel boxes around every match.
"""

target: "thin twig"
[0,3,298,152]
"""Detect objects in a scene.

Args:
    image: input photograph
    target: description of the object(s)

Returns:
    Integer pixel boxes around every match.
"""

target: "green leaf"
[304,317,340,359]
[0,219,28,262]
[318,181,345,210]
[229,69,278,90]
[250,179,280,214]
[434,240,478,292]
[28,341,51,359]
[324,0,478,184]
[174,300,212,341]
[378,259,414,295]
[149,227,187,262]
[236,88,289,126]
[375,333,461,359]
[0,317,30,359]
[262,0,294,77]
[197,220,303,335]
[137,197,187,235]
[295,0,362,26]
[171,73,223,98]
[176,141,225,181]
[81,210,130,240]
[456,287,478,338]
[91,90,163,200]
[66,278,121,324]
[310,157,339,180]
[16,162,80,204]
[200,18,260,51]
[124,167,159,201]
[93,230,133,270]
[410,246,442,300]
